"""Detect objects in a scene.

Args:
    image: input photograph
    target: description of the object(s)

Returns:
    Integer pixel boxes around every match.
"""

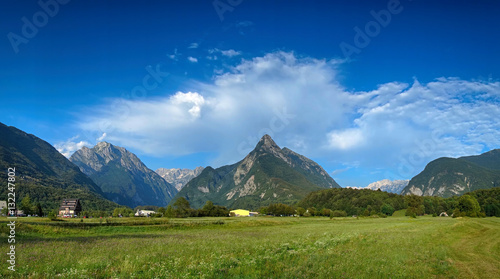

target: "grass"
[0,216,498,278]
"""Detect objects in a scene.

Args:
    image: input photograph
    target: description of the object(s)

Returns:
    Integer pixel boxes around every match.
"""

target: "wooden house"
[59,199,82,217]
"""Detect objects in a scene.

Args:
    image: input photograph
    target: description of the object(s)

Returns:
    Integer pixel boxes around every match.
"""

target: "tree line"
[7,186,499,219]
[298,187,500,218]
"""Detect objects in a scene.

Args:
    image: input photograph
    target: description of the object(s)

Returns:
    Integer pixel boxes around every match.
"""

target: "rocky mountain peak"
[70,141,178,207]
[254,134,283,155]
[156,166,205,191]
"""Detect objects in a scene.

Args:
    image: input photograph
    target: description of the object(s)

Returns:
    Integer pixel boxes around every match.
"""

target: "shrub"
[330,210,347,218]
[381,203,395,216]
[48,210,57,221]
[457,195,481,217]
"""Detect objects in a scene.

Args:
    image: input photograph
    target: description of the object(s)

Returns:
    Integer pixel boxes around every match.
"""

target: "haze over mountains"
[175,135,340,209]
[401,149,500,197]
[70,142,178,208]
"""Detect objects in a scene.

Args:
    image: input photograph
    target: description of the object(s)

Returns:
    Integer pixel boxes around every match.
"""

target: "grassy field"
[0,215,498,278]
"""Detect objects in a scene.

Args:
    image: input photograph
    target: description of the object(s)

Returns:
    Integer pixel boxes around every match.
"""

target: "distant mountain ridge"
[156,167,204,191]
[70,142,178,208]
[402,149,500,197]
[174,135,340,209]
[0,122,118,211]
[365,179,409,194]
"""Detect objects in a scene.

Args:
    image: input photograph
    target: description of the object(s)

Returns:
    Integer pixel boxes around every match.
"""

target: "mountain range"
[70,142,178,208]
[175,135,340,209]
[2,121,499,212]
[0,122,117,211]
[365,179,409,194]
[156,167,204,191]
[401,149,500,197]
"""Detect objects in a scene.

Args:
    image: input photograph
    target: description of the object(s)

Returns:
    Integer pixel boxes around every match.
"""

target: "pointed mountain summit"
[174,135,340,209]
[71,142,178,208]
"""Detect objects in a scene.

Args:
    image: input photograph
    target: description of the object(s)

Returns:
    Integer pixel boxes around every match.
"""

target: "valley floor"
[0,215,498,278]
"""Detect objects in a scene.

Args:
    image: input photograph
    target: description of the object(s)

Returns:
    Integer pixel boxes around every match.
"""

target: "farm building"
[135,210,156,217]
[229,209,259,217]
[58,199,82,217]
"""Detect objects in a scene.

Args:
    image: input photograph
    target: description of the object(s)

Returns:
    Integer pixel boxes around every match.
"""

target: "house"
[0,201,6,212]
[229,209,259,217]
[135,210,156,217]
[58,199,82,217]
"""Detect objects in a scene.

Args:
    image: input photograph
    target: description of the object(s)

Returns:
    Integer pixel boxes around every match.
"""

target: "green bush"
[48,210,57,221]
[330,210,347,218]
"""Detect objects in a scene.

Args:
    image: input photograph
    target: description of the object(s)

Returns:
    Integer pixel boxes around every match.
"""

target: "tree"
[20,195,33,215]
[306,207,317,216]
[157,207,166,216]
[201,200,215,216]
[321,208,332,217]
[381,203,395,216]
[48,210,57,221]
[165,205,174,218]
[34,202,43,216]
[173,197,191,218]
[456,195,481,217]
[405,195,424,216]
[296,207,306,216]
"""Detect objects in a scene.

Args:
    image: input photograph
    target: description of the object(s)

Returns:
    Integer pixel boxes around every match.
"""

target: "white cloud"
[97,132,107,141]
[170,92,206,118]
[76,51,500,177]
[220,49,241,57]
[209,48,242,57]
[187,57,198,63]
[54,136,91,158]
[327,128,365,150]
[188,43,199,49]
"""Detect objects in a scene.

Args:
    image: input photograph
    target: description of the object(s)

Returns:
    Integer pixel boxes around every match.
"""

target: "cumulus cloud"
[188,43,199,49]
[187,56,198,63]
[54,136,91,158]
[327,128,365,150]
[76,51,500,177]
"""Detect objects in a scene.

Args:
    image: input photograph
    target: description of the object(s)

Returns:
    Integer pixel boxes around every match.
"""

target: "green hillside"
[174,135,338,209]
[402,149,500,197]
[0,123,118,212]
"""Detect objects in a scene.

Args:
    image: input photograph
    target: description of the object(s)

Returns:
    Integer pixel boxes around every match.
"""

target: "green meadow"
[0,214,498,278]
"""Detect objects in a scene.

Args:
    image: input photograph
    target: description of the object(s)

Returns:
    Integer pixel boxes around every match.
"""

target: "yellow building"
[229,209,258,217]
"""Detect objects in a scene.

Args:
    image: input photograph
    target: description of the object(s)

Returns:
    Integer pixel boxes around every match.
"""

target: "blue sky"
[1,0,500,187]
